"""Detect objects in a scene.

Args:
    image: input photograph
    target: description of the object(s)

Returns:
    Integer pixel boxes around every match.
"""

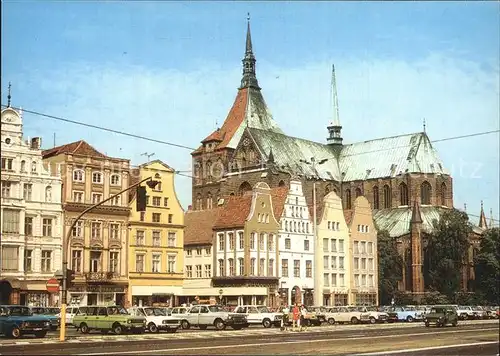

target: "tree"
[474,228,500,305]
[425,209,471,299]
[377,229,403,305]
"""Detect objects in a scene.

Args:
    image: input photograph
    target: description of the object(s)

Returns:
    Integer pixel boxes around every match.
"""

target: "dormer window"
[92,172,103,184]
[110,174,120,185]
[73,169,84,182]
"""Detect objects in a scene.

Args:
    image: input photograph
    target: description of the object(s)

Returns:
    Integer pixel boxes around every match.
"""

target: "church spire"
[7,82,12,107]
[478,200,487,228]
[326,64,343,146]
[239,13,260,90]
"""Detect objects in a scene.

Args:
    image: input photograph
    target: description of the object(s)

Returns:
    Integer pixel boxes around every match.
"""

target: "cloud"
[17,53,499,221]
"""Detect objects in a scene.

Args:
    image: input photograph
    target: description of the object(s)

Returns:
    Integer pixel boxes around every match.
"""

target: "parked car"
[357,306,389,324]
[385,306,424,323]
[0,305,51,338]
[455,305,476,320]
[233,305,282,328]
[128,306,181,333]
[73,305,146,335]
[182,304,248,330]
[324,306,363,325]
[63,306,80,325]
[424,306,458,327]
[308,306,328,324]
[31,307,60,330]
[168,306,191,329]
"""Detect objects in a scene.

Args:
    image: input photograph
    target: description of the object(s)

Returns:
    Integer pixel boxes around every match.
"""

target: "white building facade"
[1,103,63,307]
[278,180,315,306]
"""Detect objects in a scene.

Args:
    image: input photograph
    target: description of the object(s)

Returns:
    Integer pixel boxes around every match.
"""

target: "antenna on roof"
[423,118,426,133]
[141,152,155,161]
[7,82,12,107]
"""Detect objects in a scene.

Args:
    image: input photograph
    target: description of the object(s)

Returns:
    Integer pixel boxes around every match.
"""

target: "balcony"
[85,271,118,282]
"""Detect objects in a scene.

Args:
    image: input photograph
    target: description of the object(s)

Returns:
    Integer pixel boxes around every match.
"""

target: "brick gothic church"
[190,19,484,294]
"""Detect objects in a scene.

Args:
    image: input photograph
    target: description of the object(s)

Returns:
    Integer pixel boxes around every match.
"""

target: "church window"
[213,159,223,180]
[278,180,286,187]
[196,193,202,210]
[399,183,408,206]
[355,188,362,198]
[421,181,432,205]
[373,186,380,209]
[344,189,352,210]
[206,192,213,209]
[193,162,201,185]
[440,182,447,206]
[206,161,213,181]
[238,181,252,196]
[383,185,391,209]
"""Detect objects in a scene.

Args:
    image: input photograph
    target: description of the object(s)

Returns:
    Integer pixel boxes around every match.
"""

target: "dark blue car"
[0,305,51,338]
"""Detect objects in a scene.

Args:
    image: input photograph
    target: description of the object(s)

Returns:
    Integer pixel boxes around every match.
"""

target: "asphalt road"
[0,321,497,355]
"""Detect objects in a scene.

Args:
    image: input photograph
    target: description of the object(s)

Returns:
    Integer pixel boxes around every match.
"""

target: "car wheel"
[369,317,376,324]
[181,320,190,330]
[34,331,47,338]
[262,319,272,328]
[327,318,335,325]
[350,317,358,324]
[148,323,158,333]
[406,316,414,323]
[460,313,468,320]
[10,327,21,339]
[79,323,89,334]
[113,323,123,335]
[214,318,226,331]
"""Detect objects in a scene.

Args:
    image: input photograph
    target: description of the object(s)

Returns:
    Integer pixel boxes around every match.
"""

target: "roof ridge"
[73,140,84,154]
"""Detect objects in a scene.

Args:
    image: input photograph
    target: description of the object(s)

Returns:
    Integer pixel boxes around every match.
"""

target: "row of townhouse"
[1,105,185,307]
[183,180,380,308]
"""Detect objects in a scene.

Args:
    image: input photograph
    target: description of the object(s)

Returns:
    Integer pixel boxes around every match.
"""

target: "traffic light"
[65,268,75,289]
[136,186,147,212]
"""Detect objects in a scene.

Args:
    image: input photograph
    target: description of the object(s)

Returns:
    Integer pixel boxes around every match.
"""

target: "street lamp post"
[299,157,329,307]
[59,176,159,342]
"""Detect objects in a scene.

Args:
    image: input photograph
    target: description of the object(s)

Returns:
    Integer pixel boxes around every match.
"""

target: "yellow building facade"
[128,160,185,307]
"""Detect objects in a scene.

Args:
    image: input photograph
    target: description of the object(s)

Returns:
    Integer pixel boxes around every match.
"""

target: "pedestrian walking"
[280,305,290,331]
[300,305,308,331]
[292,303,300,331]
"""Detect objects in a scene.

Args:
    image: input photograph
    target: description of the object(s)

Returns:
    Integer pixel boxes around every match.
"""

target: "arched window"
[344,189,352,210]
[278,180,286,187]
[373,186,380,209]
[110,174,120,185]
[196,193,203,210]
[399,183,408,206]
[355,188,362,198]
[383,185,391,209]
[193,162,201,184]
[440,182,447,206]
[238,181,252,196]
[206,192,213,209]
[20,160,26,172]
[92,171,103,184]
[206,161,212,181]
[213,159,223,180]
[45,186,52,202]
[230,192,235,196]
[31,161,37,172]
[421,181,432,205]
[73,169,84,182]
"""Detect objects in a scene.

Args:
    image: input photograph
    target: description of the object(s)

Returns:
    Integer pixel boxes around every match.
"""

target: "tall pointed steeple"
[478,200,488,228]
[240,13,260,90]
[326,64,343,146]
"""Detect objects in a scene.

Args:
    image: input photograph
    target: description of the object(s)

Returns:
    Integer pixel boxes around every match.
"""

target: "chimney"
[31,137,42,150]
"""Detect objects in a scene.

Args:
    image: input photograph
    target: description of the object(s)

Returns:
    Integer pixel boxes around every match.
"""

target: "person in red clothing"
[292,303,300,331]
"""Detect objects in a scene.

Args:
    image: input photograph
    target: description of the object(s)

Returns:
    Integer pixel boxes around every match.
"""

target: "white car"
[64,306,80,325]
[324,306,363,325]
[233,305,282,328]
[358,306,389,324]
[128,306,181,333]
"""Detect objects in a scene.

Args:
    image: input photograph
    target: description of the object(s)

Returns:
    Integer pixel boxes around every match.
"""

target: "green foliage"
[425,209,471,299]
[394,291,415,305]
[377,230,403,305]
[421,291,450,305]
[454,291,484,305]
[474,228,500,305]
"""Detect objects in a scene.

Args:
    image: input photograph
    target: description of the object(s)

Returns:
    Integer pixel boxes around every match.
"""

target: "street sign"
[46,278,60,293]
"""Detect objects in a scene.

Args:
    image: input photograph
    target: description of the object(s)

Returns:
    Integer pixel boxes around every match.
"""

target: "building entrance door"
[88,293,98,305]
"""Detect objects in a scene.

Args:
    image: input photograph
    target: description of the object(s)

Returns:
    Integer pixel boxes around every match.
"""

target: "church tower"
[326,64,343,146]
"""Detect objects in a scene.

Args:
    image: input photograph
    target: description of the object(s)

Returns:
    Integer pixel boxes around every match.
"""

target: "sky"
[1,1,499,226]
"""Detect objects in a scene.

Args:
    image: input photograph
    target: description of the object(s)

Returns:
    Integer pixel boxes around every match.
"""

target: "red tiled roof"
[214,186,289,229]
[184,208,221,246]
[42,140,106,159]
[192,88,249,155]
[202,128,224,143]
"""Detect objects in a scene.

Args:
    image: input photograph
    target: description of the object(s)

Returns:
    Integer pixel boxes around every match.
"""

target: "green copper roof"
[373,206,449,238]
[339,133,449,181]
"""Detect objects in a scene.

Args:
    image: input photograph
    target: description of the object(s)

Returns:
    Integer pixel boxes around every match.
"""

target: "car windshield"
[208,305,225,313]
[107,307,128,315]
[144,308,166,316]
[430,308,444,314]
[257,306,270,313]
[8,306,32,316]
